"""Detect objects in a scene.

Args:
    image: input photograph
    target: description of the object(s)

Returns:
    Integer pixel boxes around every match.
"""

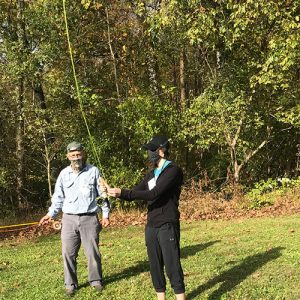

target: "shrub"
[247,177,300,209]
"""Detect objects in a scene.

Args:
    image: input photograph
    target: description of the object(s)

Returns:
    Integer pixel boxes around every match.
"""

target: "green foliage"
[275,104,300,128]
[118,95,178,143]
[181,86,254,150]
[0,0,299,213]
[105,157,143,187]
[247,177,300,209]
[104,159,145,210]
[247,178,279,208]
[0,168,8,189]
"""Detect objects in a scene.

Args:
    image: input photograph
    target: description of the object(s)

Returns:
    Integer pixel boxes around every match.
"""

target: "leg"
[156,292,166,300]
[145,226,166,294]
[79,214,103,285]
[158,223,185,296]
[61,214,81,289]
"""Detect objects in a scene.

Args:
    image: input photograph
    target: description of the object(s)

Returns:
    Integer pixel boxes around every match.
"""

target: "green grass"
[1,215,300,299]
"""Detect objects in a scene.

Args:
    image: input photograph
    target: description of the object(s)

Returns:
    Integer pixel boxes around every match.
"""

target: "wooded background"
[0,0,299,216]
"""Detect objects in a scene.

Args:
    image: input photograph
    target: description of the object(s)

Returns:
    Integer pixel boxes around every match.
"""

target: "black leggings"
[145,223,185,294]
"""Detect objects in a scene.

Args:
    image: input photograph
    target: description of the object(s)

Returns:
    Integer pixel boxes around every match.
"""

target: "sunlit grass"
[1,215,300,299]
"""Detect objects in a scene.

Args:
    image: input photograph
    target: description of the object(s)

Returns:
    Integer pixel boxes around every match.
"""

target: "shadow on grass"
[105,240,220,285]
[181,240,220,259]
[187,246,284,300]
[78,282,90,289]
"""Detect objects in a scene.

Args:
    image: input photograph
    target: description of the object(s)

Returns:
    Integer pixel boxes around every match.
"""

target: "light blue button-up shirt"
[47,164,110,218]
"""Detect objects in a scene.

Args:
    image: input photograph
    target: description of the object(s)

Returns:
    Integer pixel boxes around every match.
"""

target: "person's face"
[67,150,84,173]
[67,150,83,161]
[158,149,165,158]
[147,148,165,167]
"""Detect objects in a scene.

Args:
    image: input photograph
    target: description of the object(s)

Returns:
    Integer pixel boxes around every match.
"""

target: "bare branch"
[240,139,269,170]
[232,117,243,148]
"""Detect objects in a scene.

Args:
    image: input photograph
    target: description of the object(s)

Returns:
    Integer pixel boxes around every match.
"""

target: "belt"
[66,212,97,216]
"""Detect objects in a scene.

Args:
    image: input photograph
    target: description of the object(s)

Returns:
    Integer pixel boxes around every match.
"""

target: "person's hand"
[107,188,121,198]
[99,177,110,193]
[101,218,110,227]
[39,215,53,226]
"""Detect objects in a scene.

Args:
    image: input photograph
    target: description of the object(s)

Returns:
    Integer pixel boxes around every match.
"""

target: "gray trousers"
[61,213,102,289]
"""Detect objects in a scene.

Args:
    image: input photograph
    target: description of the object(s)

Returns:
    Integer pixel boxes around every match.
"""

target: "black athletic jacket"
[120,162,183,227]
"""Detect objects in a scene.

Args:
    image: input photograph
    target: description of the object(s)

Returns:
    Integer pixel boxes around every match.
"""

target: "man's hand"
[99,177,110,194]
[101,218,110,227]
[39,215,53,226]
[107,188,121,198]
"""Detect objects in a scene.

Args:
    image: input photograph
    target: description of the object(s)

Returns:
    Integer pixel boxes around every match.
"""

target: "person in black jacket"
[107,136,186,300]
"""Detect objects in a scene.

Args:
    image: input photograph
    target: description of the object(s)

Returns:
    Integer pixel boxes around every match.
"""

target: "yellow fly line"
[0,222,39,230]
[1,2,108,231]
[62,0,105,177]
[0,2,111,232]
[0,221,61,232]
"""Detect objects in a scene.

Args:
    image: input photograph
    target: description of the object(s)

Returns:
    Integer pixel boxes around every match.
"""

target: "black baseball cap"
[67,141,83,152]
[142,136,170,151]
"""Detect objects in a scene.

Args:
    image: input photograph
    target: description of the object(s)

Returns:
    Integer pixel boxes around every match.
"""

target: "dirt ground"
[1,187,300,243]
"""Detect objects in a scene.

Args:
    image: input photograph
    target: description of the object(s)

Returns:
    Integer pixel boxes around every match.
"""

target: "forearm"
[113,177,148,201]
[100,199,110,219]
[120,188,155,202]
[47,197,64,218]
[120,168,181,204]
[48,175,64,218]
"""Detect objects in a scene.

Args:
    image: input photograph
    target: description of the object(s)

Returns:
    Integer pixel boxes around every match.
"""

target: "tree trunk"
[105,7,120,100]
[43,134,53,198]
[179,49,186,110]
[179,49,191,171]
[15,77,25,209]
[147,49,162,99]
[230,139,269,184]
[172,56,179,108]
[33,78,54,198]
[15,0,27,210]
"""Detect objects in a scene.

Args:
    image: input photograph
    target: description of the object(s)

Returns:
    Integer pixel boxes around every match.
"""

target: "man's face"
[67,150,83,161]
[67,150,84,173]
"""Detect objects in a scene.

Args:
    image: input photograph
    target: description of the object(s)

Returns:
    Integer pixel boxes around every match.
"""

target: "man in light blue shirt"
[40,141,110,296]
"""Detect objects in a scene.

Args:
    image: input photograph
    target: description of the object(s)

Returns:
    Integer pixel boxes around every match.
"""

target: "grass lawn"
[1,214,300,299]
